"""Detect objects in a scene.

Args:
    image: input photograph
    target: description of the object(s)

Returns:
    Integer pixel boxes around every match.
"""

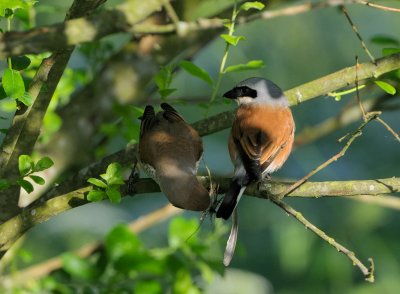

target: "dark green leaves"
[155,64,176,99]
[11,56,31,70]
[16,155,53,193]
[224,60,265,73]
[105,225,142,261]
[179,61,213,86]
[87,163,124,204]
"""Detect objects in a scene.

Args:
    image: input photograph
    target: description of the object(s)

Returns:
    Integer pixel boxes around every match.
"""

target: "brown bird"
[216,77,295,220]
[139,103,210,211]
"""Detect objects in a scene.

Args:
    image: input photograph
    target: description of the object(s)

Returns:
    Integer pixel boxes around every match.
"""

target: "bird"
[138,102,210,211]
[216,77,295,220]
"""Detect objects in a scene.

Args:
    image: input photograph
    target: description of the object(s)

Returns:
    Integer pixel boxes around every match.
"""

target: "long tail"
[216,179,246,220]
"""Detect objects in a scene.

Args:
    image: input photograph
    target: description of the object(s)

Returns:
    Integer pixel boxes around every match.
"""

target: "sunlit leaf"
[18,154,32,175]
[106,188,121,204]
[240,1,265,11]
[17,179,34,193]
[179,61,213,86]
[168,217,199,248]
[224,60,265,73]
[2,68,25,98]
[134,281,163,294]
[105,224,142,261]
[87,178,107,188]
[87,190,105,202]
[101,163,124,186]
[61,253,97,281]
[18,92,33,106]
[220,34,245,46]
[374,81,396,95]
[29,175,45,185]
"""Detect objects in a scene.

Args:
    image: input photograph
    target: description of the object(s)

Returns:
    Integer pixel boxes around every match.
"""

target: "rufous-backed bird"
[216,77,295,219]
[139,103,210,211]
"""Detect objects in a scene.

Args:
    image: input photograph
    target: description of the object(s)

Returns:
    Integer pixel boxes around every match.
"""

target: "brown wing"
[230,104,294,179]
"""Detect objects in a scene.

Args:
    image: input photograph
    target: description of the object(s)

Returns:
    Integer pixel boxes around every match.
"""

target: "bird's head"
[223,77,289,107]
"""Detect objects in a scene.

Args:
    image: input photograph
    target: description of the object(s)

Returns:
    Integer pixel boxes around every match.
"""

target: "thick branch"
[0,0,108,222]
[0,176,398,256]
[193,53,400,137]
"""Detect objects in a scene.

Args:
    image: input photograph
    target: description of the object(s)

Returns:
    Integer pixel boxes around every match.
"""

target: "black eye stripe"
[235,86,257,98]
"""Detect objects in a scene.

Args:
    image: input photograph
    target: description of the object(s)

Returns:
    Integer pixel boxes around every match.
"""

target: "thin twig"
[354,56,367,120]
[270,198,375,282]
[356,0,400,13]
[375,117,400,143]
[341,6,376,63]
[278,112,380,199]
[162,0,180,27]
[0,204,181,287]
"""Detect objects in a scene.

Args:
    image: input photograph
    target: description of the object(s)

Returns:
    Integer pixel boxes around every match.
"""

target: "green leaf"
[106,188,121,204]
[0,0,37,16]
[240,1,265,11]
[87,190,105,202]
[168,217,199,248]
[374,81,396,95]
[2,68,25,99]
[87,178,107,188]
[18,154,32,175]
[0,179,10,190]
[61,253,97,281]
[370,35,399,46]
[155,64,175,93]
[0,98,17,112]
[29,175,45,185]
[224,60,265,73]
[17,179,34,193]
[33,156,54,172]
[179,61,213,86]
[382,48,400,56]
[220,34,245,46]
[159,88,176,98]
[134,281,163,294]
[105,224,142,261]
[18,92,33,106]
[101,163,124,186]
[11,56,31,70]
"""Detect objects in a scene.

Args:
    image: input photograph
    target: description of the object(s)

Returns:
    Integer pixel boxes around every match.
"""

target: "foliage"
[7,217,227,293]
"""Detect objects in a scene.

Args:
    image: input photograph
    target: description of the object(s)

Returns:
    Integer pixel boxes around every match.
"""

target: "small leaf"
[17,179,34,193]
[370,35,399,46]
[179,61,213,86]
[224,60,265,73]
[105,224,142,261]
[33,156,54,172]
[18,92,33,106]
[334,95,342,101]
[220,34,245,46]
[102,163,124,186]
[87,178,107,188]
[382,48,400,56]
[374,81,396,95]
[159,88,176,98]
[11,56,31,70]
[2,68,25,98]
[106,188,121,204]
[0,179,10,190]
[87,190,105,202]
[240,1,265,11]
[61,253,97,281]
[19,154,32,175]
[29,175,45,185]
[0,98,17,112]
[168,217,199,248]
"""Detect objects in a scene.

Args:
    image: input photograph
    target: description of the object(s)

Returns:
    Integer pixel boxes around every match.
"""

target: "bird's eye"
[238,86,257,98]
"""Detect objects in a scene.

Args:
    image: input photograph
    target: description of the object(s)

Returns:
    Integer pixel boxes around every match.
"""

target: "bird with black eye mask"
[217,77,295,265]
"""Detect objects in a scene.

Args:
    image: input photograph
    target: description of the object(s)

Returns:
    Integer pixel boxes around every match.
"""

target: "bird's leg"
[126,162,139,195]
[257,173,271,190]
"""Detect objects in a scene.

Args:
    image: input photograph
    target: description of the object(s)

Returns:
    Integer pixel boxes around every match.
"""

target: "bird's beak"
[223,88,238,99]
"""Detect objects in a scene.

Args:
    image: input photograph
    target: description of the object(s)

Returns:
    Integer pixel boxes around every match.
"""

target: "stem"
[328,84,366,97]
[7,17,12,69]
[210,2,237,103]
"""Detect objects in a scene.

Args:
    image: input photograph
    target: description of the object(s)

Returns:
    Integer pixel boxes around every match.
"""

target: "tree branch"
[2,0,399,57]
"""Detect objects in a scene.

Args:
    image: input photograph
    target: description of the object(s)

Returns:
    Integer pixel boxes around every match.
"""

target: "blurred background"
[1,0,399,293]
